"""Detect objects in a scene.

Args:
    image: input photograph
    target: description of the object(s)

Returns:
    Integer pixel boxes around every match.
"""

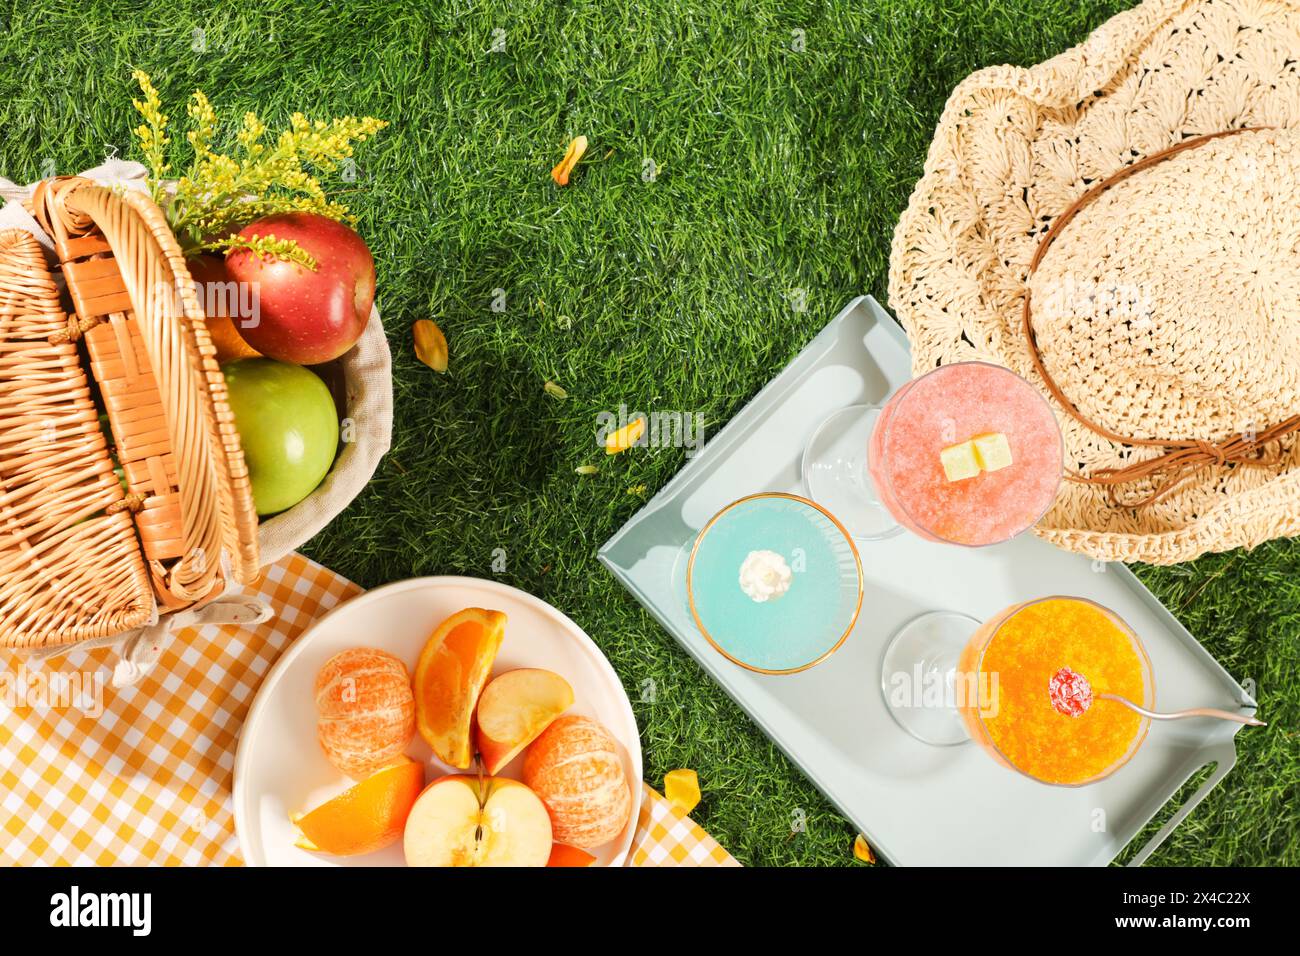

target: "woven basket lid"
[31,177,261,598]
[889,0,1300,565]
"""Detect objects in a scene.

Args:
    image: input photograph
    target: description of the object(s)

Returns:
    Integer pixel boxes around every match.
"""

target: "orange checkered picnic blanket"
[0,553,735,867]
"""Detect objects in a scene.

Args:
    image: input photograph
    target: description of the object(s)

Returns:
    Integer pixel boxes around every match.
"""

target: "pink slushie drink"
[868,362,1062,546]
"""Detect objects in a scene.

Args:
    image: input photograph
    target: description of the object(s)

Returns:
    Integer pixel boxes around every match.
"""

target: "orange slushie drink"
[957,597,1153,786]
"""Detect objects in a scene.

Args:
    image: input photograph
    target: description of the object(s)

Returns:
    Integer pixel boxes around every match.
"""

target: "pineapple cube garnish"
[940,440,981,482]
[972,432,1013,473]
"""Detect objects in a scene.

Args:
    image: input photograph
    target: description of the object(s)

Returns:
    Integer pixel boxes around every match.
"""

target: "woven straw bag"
[889,0,1300,565]
[0,175,260,647]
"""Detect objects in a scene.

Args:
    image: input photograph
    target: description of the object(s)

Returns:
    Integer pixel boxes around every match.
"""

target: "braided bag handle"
[1022,128,1300,507]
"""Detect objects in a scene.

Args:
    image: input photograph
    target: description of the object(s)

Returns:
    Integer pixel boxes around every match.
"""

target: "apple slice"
[403,776,552,867]
[475,669,575,774]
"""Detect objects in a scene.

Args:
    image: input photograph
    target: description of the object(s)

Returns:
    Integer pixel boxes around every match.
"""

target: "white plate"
[234,576,643,867]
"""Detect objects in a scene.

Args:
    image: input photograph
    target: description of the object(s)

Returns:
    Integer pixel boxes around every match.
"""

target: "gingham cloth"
[0,554,735,867]
[630,785,738,867]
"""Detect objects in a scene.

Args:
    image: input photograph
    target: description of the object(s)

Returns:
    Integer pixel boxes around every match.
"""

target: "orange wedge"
[414,607,507,768]
[291,757,423,856]
[547,843,597,867]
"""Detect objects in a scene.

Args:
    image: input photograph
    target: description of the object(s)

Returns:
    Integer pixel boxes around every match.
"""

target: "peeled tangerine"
[315,648,416,779]
[414,608,506,768]
[293,757,424,856]
[523,715,632,849]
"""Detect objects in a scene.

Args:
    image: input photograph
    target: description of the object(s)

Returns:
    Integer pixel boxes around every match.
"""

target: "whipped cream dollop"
[739,549,793,603]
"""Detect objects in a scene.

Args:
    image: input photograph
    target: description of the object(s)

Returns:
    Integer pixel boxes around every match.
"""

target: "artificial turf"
[1,0,1295,867]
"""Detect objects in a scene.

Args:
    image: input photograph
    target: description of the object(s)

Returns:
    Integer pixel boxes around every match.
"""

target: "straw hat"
[889,0,1300,565]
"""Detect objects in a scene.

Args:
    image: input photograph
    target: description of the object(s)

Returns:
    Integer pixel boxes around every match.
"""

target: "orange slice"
[414,607,507,768]
[547,843,597,867]
[291,757,423,856]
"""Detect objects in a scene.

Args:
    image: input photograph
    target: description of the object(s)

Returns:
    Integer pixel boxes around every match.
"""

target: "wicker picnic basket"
[0,176,260,649]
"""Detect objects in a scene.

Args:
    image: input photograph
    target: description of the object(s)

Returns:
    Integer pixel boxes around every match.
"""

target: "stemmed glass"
[802,361,1065,745]
[954,596,1154,785]
[671,492,863,675]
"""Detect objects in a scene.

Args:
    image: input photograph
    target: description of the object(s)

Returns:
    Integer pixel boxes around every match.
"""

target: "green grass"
[1,0,1295,866]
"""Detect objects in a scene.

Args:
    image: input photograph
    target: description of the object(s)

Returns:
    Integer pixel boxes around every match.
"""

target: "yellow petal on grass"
[575,464,599,476]
[413,319,448,372]
[853,834,876,864]
[605,417,646,455]
[664,769,701,814]
[544,380,568,400]
[551,135,588,186]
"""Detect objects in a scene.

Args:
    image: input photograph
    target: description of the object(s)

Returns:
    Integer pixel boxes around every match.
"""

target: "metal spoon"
[1096,693,1266,727]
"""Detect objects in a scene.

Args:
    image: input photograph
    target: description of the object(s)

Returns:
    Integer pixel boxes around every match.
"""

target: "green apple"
[222,358,339,516]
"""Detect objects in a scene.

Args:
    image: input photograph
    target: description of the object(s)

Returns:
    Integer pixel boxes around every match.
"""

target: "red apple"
[224,213,375,365]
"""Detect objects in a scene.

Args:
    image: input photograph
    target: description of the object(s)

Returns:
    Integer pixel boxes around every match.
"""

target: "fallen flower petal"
[605,417,646,455]
[413,319,448,372]
[853,834,876,864]
[544,380,568,399]
[664,769,701,814]
[551,135,588,186]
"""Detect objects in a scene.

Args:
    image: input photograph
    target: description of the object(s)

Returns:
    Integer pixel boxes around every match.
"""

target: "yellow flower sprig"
[129,70,386,262]
[208,233,317,271]
[131,70,170,179]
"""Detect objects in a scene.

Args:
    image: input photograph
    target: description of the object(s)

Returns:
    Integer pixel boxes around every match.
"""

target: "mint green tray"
[599,296,1257,866]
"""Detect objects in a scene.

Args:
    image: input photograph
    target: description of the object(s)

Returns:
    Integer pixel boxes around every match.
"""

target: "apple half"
[403,775,551,867]
[474,668,575,775]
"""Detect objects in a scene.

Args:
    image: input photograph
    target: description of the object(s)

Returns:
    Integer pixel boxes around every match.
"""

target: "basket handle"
[33,178,260,595]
